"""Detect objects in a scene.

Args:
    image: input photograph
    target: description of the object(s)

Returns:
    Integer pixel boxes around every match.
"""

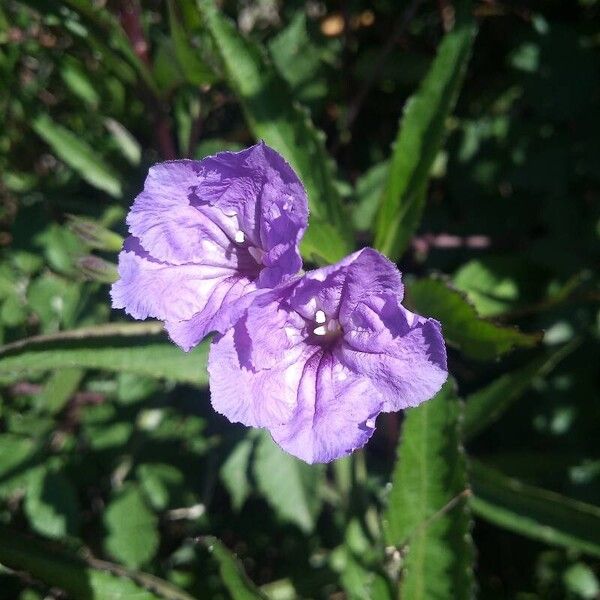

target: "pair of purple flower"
[111,143,447,463]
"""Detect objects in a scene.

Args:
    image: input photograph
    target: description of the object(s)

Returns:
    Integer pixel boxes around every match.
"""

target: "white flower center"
[312,310,341,338]
[234,231,245,243]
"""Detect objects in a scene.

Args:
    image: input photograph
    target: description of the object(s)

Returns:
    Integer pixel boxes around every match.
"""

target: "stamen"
[234,231,245,243]
[313,325,327,336]
[315,310,326,324]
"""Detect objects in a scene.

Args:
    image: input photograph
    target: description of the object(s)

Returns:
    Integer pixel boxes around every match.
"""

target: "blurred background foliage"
[0,0,599,599]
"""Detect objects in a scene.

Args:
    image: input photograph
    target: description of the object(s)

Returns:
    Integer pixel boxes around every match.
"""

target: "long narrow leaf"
[199,0,350,264]
[203,536,268,600]
[374,17,476,259]
[32,114,122,198]
[464,340,579,440]
[0,322,208,386]
[471,461,600,557]
[0,525,194,600]
[383,381,474,599]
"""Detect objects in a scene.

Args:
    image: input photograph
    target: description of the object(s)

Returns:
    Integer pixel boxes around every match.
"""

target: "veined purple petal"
[207,247,448,463]
[111,142,309,350]
[110,237,239,322]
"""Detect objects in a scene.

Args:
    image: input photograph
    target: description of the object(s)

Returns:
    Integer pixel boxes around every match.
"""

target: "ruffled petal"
[208,323,310,428]
[110,237,244,324]
[127,160,240,266]
[269,350,384,464]
[338,314,447,412]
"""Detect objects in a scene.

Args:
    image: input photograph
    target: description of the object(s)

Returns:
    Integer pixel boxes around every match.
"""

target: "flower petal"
[269,350,384,464]
[208,323,309,428]
[127,160,240,266]
[339,312,448,412]
[110,236,244,324]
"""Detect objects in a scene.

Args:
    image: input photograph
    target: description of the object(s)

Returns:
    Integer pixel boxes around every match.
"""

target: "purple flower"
[111,142,308,350]
[208,248,448,463]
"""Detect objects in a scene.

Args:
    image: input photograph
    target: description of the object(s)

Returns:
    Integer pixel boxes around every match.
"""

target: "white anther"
[315,310,326,324]
[366,418,376,429]
[313,325,327,336]
[234,231,245,243]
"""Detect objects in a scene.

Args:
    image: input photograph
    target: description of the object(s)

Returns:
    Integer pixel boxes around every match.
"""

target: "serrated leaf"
[199,0,350,264]
[464,340,579,440]
[0,323,209,386]
[374,18,476,259]
[24,468,80,539]
[406,278,540,361]
[0,524,194,600]
[220,437,254,512]
[470,461,600,557]
[31,114,122,198]
[103,485,159,568]
[253,433,323,533]
[383,381,474,600]
[203,536,268,600]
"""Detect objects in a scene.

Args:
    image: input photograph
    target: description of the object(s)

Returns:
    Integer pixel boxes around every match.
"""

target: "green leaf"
[103,484,160,568]
[24,468,80,539]
[470,461,600,557]
[203,536,268,600]
[167,0,215,85]
[31,114,122,198]
[41,368,84,415]
[103,118,142,166]
[352,161,389,233]
[406,278,540,361]
[268,12,334,105]
[0,323,209,386]
[464,340,579,440]
[220,437,254,511]
[199,0,350,263]
[383,381,474,600]
[0,524,194,600]
[137,463,185,511]
[0,434,39,498]
[374,19,476,259]
[253,433,323,533]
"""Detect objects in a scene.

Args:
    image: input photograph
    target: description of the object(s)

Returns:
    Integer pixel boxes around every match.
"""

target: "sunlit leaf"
[0,323,209,386]
[253,433,323,533]
[383,380,474,600]
[103,485,159,568]
[374,19,476,259]
[199,0,351,263]
[24,468,80,539]
[406,278,540,360]
[31,114,122,198]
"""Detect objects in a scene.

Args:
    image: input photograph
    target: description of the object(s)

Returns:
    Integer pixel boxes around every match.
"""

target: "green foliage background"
[0,1,599,598]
